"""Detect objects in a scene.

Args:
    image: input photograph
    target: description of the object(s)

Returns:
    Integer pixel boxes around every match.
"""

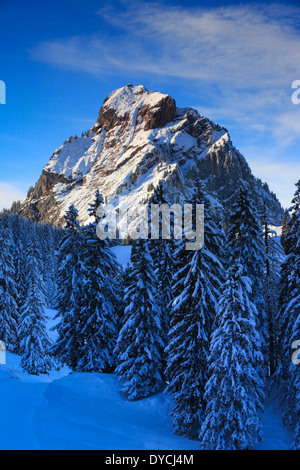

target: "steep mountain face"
[20,84,283,228]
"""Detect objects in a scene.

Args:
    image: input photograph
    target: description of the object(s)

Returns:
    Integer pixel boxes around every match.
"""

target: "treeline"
[0,179,299,450]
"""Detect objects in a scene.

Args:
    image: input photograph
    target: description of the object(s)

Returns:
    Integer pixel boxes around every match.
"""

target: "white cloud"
[30,2,300,139]
[0,183,26,211]
[29,1,300,208]
[274,107,300,143]
[31,2,300,85]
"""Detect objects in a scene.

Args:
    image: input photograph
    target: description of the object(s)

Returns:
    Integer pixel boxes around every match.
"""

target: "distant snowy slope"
[111,245,132,268]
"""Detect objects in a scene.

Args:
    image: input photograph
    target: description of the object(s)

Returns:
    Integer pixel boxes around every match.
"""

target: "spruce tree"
[227,185,265,312]
[290,313,300,449]
[51,205,84,370]
[275,180,300,432]
[200,262,264,450]
[226,185,266,371]
[0,215,18,351]
[19,233,53,375]
[148,180,176,348]
[114,238,164,400]
[76,191,120,372]
[38,223,57,308]
[165,183,224,438]
[281,209,291,253]
[261,201,284,374]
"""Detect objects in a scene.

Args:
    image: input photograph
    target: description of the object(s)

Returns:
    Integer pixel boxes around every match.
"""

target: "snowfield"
[0,309,292,450]
[0,340,198,449]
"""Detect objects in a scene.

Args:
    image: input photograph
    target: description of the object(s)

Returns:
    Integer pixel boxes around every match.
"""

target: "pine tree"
[275,180,300,432]
[148,180,176,348]
[114,238,164,400]
[76,191,120,372]
[157,238,174,345]
[37,223,57,308]
[261,201,284,374]
[227,185,265,311]
[51,205,84,370]
[19,232,53,375]
[0,215,18,351]
[200,262,264,450]
[13,234,26,311]
[164,183,224,438]
[226,185,267,371]
[290,313,300,449]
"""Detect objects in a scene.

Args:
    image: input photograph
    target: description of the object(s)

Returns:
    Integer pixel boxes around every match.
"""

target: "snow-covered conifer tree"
[261,201,284,374]
[275,181,300,434]
[114,238,164,400]
[76,191,120,372]
[226,185,267,371]
[227,185,265,314]
[165,182,224,438]
[148,180,176,347]
[0,215,18,351]
[281,209,291,253]
[290,312,300,449]
[19,232,53,375]
[200,262,264,450]
[51,205,84,370]
[37,223,57,308]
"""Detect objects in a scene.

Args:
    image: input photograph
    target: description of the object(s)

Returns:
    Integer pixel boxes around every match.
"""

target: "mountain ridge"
[20,84,283,227]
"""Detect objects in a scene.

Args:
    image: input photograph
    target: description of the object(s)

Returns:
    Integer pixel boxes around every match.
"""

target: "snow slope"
[256,392,292,450]
[0,306,291,450]
[33,373,198,450]
[0,350,197,449]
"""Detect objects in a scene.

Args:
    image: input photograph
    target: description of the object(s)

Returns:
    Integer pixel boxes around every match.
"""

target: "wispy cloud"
[95,2,300,86]
[0,183,26,211]
[29,1,300,207]
[31,2,300,84]
[30,2,300,138]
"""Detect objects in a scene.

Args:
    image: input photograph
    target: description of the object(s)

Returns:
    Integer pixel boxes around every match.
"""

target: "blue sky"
[1,0,300,210]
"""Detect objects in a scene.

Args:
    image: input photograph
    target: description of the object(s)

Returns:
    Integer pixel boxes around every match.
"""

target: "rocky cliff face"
[20,84,283,227]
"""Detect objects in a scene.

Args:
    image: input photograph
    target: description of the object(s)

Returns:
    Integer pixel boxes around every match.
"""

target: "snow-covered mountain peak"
[20,84,283,227]
[101,84,169,118]
[96,83,176,134]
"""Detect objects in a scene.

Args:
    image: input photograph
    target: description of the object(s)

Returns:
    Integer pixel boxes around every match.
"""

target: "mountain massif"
[20,84,283,227]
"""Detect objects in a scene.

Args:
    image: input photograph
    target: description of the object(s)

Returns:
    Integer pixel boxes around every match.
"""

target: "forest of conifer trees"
[0,179,299,450]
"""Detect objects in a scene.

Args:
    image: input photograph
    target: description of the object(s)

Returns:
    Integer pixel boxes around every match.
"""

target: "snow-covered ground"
[256,392,292,450]
[0,310,198,450]
[0,278,292,450]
